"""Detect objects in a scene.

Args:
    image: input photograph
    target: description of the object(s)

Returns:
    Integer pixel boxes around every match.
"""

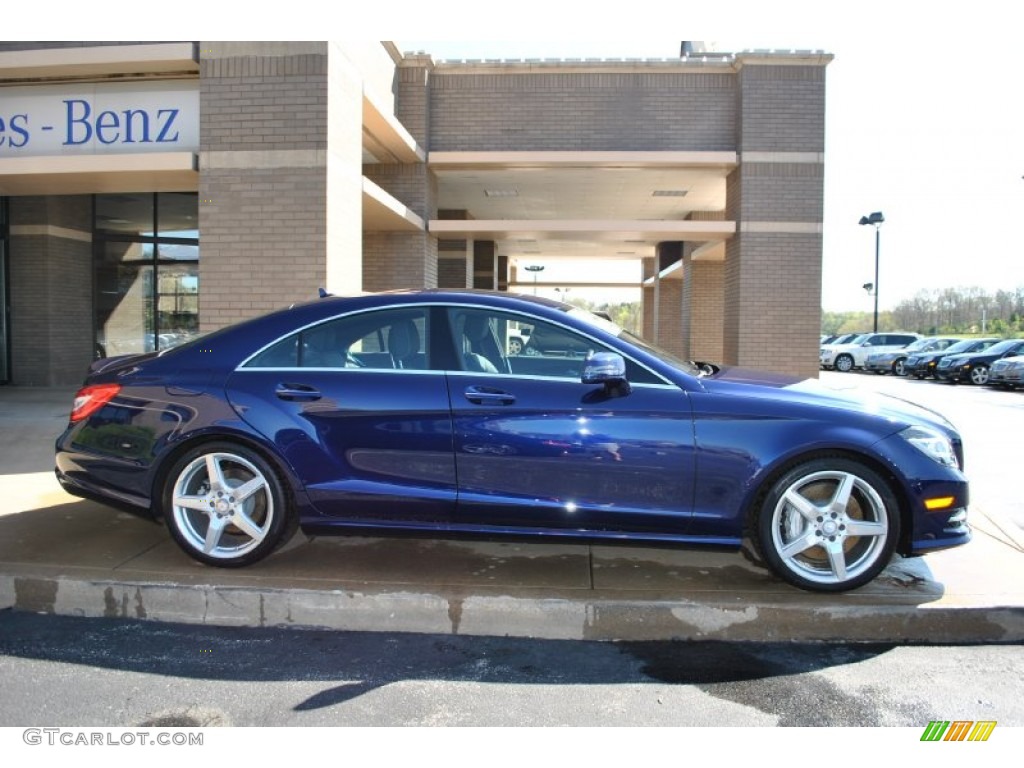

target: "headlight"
[900,426,959,469]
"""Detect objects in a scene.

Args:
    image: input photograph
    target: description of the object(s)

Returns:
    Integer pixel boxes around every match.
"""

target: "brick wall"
[362,231,438,291]
[429,69,736,152]
[737,65,826,152]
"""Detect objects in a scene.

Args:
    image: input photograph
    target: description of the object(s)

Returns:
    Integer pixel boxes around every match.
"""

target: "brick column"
[655,243,684,357]
[8,196,93,385]
[199,42,363,330]
[361,55,438,291]
[641,258,656,341]
[724,57,828,377]
[682,246,725,362]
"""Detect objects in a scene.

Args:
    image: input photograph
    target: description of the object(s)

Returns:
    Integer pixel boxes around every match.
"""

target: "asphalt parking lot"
[818,369,1024,532]
[0,374,1021,643]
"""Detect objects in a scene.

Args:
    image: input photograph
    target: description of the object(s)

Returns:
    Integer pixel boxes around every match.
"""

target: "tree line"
[824,286,1024,337]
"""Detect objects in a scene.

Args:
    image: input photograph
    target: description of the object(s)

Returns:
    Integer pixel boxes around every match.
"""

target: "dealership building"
[0,41,830,386]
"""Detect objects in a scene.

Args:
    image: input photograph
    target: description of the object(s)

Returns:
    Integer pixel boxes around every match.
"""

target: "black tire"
[161,442,295,567]
[754,457,901,592]
[835,354,854,373]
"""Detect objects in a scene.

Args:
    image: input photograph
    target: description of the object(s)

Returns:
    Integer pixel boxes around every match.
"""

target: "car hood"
[941,354,977,366]
[701,365,956,433]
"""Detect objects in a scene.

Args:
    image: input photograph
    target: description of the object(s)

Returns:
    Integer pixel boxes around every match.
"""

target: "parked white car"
[820,332,921,372]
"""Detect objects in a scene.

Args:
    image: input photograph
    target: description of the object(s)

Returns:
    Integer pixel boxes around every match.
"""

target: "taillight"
[70,383,121,423]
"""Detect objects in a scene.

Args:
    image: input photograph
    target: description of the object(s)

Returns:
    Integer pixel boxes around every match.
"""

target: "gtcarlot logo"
[22,728,203,747]
[920,721,997,742]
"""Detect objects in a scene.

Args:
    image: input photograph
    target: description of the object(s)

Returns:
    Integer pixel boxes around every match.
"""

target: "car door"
[444,306,696,534]
[224,306,456,524]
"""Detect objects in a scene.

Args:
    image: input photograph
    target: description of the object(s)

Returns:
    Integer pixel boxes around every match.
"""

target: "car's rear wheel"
[969,365,990,386]
[834,354,854,373]
[755,458,900,592]
[162,442,294,567]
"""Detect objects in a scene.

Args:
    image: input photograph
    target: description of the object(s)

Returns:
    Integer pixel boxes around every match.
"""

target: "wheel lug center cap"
[215,500,231,513]
[822,520,839,535]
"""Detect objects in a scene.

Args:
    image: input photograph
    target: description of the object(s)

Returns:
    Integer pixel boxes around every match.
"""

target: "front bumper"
[864,358,896,373]
[990,368,1024,386]
[935,365,972,383]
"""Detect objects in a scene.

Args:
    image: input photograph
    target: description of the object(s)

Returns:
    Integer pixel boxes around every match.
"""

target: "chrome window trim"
[236,304,431,370]
[236,300,674,387]
[444,369,677,390]
[233,366,442,376]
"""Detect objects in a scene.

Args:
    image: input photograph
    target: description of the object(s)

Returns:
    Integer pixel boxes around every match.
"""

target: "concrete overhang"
[362,92,425,164]
[429,150,738,171]
[643,260,685,285]
[429,219,735,242]
[0,152,197,195]
[691,240,726,261]
[363,176,425,231]
[0,43,198,82]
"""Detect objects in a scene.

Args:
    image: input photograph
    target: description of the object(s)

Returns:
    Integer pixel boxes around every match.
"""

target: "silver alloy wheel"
[170,451,274,560]
[835,354,854,372]
[894,359,906,376]
[969,365,990,385]
[769,469,890,587]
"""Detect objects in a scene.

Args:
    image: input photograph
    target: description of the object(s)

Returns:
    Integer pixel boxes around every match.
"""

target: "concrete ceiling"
[429,153,734,278]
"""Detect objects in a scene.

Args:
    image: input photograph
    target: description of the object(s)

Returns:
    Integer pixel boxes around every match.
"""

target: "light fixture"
[859,212,884,333]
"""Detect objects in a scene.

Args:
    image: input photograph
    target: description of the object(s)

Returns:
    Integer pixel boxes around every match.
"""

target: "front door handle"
[464,385,515,406]
[275,383,322,402]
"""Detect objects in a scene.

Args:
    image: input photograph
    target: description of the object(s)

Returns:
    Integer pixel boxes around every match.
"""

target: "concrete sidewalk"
[2,386,1022,642]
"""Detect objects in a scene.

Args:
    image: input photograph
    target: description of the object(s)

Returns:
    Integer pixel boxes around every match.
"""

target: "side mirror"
[582,352,629,393]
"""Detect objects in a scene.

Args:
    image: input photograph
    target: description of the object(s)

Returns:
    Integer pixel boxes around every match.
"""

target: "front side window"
[245,308,429,370]
[447,308,663,384]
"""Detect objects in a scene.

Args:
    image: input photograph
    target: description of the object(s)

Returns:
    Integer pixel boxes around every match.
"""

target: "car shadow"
[0,610,903,722]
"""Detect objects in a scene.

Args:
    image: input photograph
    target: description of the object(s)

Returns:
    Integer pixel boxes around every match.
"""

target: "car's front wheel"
[969,365,990,386]
[755,458,900,592]
[834,354,854,373]
[161,442,295,567]
[893,358,907,376]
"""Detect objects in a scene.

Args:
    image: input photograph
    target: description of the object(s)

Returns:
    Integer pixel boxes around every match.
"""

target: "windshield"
[986,339,1021,355]
[940,338,980,355]
[904,338,935,352]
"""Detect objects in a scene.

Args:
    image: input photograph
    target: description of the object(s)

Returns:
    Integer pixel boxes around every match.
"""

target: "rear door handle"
[464,386,515,406]
[275,383,322,401]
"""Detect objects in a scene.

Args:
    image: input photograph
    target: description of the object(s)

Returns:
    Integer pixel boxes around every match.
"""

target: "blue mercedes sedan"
[55,290,970,592]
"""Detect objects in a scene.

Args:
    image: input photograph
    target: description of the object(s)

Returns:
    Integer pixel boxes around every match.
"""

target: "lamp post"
[859,212,884,332]
[524,264,544,295]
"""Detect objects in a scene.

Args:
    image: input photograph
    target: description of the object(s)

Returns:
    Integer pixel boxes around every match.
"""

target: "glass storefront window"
[94,193,198,358]
[95,193,155,237]
[0,197,8,383]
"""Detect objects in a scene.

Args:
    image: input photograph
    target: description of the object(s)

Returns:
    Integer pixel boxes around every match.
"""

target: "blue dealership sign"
[0,80,198,156]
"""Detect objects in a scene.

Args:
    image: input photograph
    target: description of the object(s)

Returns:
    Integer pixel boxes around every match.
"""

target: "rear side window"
[244,308,429,370]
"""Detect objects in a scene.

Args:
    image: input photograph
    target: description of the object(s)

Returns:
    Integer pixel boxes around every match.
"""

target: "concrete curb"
[5,570,1023,643]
